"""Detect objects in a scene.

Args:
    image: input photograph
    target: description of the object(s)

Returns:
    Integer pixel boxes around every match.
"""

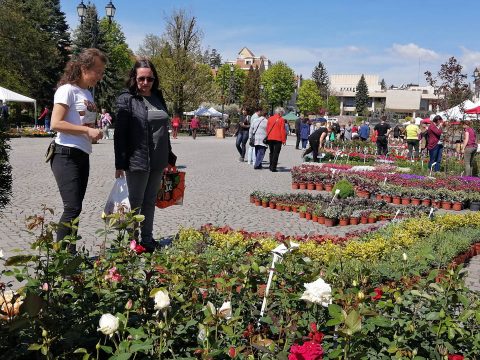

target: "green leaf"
[21,294,44,317]
[109,354,132,360]
[221,325,234,337]
[5,255,38,266]
[74,348,88,354]
[61,256,83,276]
[328,303,343,319]
[100,345,113,354]
[369,316,391,328]
[28,344,43,351]
[130,343,152,353]
[345,310,362,333]
[326,318,343,326]
[428,283,444,293]
[425,312,440,321]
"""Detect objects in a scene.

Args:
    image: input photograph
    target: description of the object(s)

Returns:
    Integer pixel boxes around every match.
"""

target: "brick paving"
[0,135,479,291]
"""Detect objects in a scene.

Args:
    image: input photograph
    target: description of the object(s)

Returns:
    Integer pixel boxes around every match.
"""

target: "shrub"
[332,179,354,199]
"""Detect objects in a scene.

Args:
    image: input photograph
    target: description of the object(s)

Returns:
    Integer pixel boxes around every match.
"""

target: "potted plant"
[360,210,369,224]
[332,179,355,199]
[298,205,307,218]
[468,191,480,211]
[261,193,271,208]
[439,189,453,210]
[421,189,432,207]
[323,205,342,227]
[410,188,421,206]
[283,203,292,212]
[350,209,362,225]
[367,211,379,223]
[338,207,352,226]
[315,204,326,224]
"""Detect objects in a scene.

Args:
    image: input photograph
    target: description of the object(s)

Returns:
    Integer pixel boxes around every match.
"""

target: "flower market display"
[291,163,480,210]
[1,208,480,359]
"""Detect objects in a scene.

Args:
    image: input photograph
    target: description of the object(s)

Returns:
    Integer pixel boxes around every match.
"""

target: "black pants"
[304,140,320,162]
[296,133,301,149]
[407,139,419,159]
[51,145,89,243]
[236,131,249,158]
[268,140,282,171]
[376,136,388,155]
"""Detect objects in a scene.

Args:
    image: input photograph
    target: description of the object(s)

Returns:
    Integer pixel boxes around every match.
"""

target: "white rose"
[217,301,232,320]
[154,290,170,311]
[300,277,333,307]
[98,313,119,336]
[402,253,408,261]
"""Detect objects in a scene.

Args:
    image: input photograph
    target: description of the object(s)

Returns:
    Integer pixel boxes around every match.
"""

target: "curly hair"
[57,48,107,87]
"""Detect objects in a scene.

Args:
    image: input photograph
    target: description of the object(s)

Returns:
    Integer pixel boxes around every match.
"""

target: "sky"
[60,0,480,87]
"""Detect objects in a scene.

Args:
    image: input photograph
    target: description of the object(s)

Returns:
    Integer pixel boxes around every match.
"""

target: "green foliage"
[242,66,261,113]
[0,0,70,104]
[296,80,323,114]
[214,64,246,107]
[311,61,329,99]
[137,33,162,57]
[355,74,369,116]
[326,96,340,115]
[261,62,296,109]
[332,179,355,199]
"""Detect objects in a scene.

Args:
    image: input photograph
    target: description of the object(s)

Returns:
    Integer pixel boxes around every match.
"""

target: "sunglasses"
[137,76,155,83]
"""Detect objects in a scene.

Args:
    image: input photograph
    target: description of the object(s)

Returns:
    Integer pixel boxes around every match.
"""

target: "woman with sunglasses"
[114,58,175,252]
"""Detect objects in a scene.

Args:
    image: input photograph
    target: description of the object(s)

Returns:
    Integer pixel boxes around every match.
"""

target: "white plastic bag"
[103,177,131,216]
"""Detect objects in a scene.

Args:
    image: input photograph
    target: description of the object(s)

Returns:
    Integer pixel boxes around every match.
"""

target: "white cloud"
[390,43,439,61]
[459,46,480,73]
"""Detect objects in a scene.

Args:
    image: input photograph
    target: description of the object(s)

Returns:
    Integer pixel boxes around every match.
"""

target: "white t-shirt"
[54,84,96,154]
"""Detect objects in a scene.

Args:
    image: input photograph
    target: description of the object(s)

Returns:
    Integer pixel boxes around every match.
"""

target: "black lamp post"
[259,84,264,108]
[77,0,116,25]
[218,65,226,122]
[270,85,275,115]
[474,68,480,100]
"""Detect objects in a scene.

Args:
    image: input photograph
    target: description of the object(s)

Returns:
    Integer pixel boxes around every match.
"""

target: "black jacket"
[114,89,172,172]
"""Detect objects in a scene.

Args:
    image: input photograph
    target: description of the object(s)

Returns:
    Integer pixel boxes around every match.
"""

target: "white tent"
[0,86,37,118]
[207,107,228,119]
[434,100,475,120]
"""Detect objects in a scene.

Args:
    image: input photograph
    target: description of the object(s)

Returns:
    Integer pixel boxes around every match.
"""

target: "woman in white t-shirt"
[50,48,106,250]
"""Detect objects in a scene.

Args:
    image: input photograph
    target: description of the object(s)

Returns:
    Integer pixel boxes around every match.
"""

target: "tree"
[355,74,369,116]
[137,34,163,58]
[296,80,323,114]
[326,96,340,115]
[0,0,70,105]
[380,78,387,90]
[242,66,261,113]
[424,56,472,113]
[214,64,246,106]
[312,61,329,99]
[202,48,222,68]
[261,62,296,111]
[154,9,203,115]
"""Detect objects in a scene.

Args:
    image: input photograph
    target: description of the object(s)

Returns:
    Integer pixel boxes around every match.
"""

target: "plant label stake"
[428,208,434,220]
[392,209,401,222]
[383,176,387,185]
[330,189,341,205]
[258,243,299,325]
[429,162,437,177]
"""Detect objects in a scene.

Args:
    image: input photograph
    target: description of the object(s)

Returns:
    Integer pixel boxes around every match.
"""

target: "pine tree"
[355,74,369,115]
[380,78,387,90]
[312,61,329,99]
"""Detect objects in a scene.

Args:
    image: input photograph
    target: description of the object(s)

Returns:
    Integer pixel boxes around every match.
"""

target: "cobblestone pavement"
[1,135,479,291]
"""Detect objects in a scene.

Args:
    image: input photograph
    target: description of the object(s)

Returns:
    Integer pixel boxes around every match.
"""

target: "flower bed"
[291,163,480,209]
[1,210,479,359]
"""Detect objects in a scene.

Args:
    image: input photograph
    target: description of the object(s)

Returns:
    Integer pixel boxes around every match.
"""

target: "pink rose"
[288,341,323,360]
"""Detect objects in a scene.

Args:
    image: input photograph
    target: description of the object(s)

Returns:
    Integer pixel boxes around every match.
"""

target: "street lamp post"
[270,85,275,115]
[259,84,264,108]
[77,1,116,26]
[219,66,226,123]
[229,64,234,104]
[474,68,480,101]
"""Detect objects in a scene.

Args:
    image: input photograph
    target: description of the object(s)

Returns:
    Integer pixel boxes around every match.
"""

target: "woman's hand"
[115,170,125,178]
[86,127,103,141]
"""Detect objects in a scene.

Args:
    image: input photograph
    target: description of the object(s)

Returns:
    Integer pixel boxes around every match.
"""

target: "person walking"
[461,120,477,176]
[427,115,444,172]
[100,108,112,139]
[359,121,370,141]
[249,110,268,169]
[38,105,51,133]
[246,108,261,165]
[50,48,105,250]
[405,118,420,160]
[299,118,310,149]
[266,107,287,172]
[235,109,250,161]
[374,116,391,155]
[294,115,302,149]
[190,115,200,139]
[114,58,175,252]
[171,113,181,139]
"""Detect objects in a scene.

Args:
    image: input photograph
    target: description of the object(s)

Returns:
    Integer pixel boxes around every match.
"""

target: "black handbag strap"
[252,118,264,136]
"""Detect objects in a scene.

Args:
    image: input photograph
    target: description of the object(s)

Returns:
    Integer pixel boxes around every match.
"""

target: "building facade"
[227,47,271,72]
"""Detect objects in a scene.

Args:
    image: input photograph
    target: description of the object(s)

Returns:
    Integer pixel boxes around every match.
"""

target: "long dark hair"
[126,58,167,109]
[58,48,107,87]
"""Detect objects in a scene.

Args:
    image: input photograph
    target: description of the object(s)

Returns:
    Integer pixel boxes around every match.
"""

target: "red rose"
[448,355,464,360]
[288,341,323,360]
[371,287,383,301]
[228,346,236,358]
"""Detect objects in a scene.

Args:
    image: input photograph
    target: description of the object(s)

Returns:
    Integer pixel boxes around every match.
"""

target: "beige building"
[227,47,271,72]
[330,74,438,117]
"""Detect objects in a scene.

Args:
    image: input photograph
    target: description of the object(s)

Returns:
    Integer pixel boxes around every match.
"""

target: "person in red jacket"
[266,107,287,172]
[427,115,444,172]
[171,114,181,139]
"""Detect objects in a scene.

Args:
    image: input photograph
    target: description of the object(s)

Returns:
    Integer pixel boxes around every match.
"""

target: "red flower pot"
[312,215,318,222]
[315,183,324,191]
[291,183,299,190]
[307,183,315,191]
[339,218,349,226]
[421,199,431,207]
[411,198,421,206]
[432,200,441,208]
[452,202,463,211]
[318,216,325,224]
[383,195,392,203]
[269,202,276,209]
[360,216,368,224]
[262,201,268,208]
[254,200,261,206]
[350,217,359,225]
[299,212,306,219]
[292,206,298,213]
[441,201,452,210]
[305,212,312,220]
[250,196,255,203]
[276,204,283,211]
[375,194,383,201]
[392,196,401,205]
[284,206,291,212]
[324,218,336,227]
[401,197,411,205]
[299,183,307,190]
[367,216,377,223]
[325,184,333,192]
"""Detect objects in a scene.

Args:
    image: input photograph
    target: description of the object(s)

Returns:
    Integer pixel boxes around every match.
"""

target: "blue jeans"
[254,146,266,168]
[45,119,51,133]
[236,131,249,158]
[301,139,308,149]
[428,144,443,172]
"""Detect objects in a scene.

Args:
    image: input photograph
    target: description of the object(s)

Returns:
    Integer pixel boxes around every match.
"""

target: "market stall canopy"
[283,112,299,121]
[465,105,480,114]
[0,86,37,117]
[435,99,475,120]
[207,107,227,118]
